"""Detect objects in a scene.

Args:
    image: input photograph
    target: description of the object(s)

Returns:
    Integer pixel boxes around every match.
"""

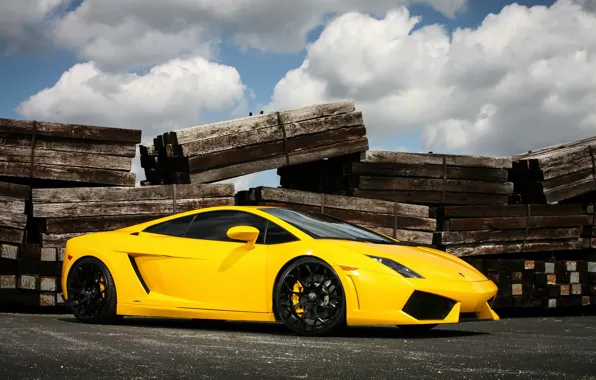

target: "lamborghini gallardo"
[61,205,500,336]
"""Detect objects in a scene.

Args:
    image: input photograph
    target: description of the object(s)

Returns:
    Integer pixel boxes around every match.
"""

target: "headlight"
[366,255,424,278]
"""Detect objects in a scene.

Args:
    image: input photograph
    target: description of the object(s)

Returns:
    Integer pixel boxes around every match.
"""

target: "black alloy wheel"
[66,257,119,324]
[274,257,346,336]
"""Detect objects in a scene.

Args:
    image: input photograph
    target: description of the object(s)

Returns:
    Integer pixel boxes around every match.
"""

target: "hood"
[327,240,488,282]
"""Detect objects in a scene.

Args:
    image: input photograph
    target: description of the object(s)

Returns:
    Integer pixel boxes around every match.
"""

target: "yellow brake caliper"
[292,280,304,316]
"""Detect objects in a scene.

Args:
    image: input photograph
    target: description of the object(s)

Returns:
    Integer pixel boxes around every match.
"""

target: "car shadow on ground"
[57,316,490,339]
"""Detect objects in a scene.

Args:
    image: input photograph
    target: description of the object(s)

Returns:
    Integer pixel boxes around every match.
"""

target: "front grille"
[402,291,456,320]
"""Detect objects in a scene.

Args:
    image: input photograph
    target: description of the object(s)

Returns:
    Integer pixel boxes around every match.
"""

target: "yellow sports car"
[61,205,500,336]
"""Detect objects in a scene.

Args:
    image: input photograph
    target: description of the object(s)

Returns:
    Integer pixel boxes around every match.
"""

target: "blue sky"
[0,0,555,121]
[2,0,592,189]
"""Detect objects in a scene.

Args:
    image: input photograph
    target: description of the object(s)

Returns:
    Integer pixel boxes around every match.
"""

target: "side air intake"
[128,255,150,294]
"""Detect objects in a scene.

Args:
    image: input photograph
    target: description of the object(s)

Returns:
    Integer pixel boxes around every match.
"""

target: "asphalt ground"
[0,313,595,380]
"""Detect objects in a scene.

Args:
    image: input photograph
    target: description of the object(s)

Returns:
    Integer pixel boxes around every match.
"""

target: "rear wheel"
[66,257,119,324]
[274,257,346,336]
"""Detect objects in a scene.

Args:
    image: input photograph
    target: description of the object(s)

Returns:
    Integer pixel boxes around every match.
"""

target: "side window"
[142,214,196,237]
[265,222,298,245]
[183,211,268,244]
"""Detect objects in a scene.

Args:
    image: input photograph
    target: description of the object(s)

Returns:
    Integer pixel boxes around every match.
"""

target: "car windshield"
[260,207,400,245]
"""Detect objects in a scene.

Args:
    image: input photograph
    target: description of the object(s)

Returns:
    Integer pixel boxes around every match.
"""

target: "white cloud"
[268,0,596,156]
[0,0,70,55]
[46,0,467,70]
[16,56,249,183]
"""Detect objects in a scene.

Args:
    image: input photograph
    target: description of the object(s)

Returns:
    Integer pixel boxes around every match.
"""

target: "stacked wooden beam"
[0,118,141,187]
[464,258,596,310]
[30,184,236,248]
[0,181,29,246]
[237,187,437,245]
[433,204,590,257]
[0,181,62,309]
[278,151,515,206]
[511,136,596,204]
[140,100,369,185]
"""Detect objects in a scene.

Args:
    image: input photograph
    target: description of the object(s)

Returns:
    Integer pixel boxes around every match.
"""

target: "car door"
[153,210,270,313]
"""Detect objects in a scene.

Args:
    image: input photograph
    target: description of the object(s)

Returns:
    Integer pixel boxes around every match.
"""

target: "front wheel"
[274,257,346,336]
[66,257,119,324]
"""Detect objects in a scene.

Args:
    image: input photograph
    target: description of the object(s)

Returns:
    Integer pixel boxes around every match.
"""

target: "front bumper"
[342,269,500,326]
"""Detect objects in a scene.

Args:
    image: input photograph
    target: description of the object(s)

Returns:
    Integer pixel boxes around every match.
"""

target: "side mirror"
[227,225,260,249]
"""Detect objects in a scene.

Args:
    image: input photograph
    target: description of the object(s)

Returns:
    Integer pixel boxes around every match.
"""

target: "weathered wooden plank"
[252,201,436,231]
[435,227,581,245]
[32,184,235,203]
[543,177,596,204]
[0,181,30,199]
[349,162,509,182]
[0,118,142,143]
[358,176,513,194]
[0,134,137,157]
[363,151,512,169]
[186,137,369,184]
[358,224,434,245]
[0,244,19,260]
[0,161,136,186]
[514,136,596,159]
[0,197,26,214]
[176,112,364,157]
[538,150,595,180]
[248,187,430,218]
[0,146,132,171]
[0,275,16,289]
[169,100,355,145]
[445,240,584,257]
[0,227,24,244]
[444,215,591,231]
[182,125,366,172]
[440,204,586,218]
[33,197,236,218]
[350,189,510,205]
[41,233,86,248]
[44,214,169,234]
[0,213,27,229]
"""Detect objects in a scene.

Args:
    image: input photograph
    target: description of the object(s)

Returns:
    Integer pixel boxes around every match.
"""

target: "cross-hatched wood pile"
[29,184,236,249]
[433,204,591,257]
[511,136,596,204]
[139,100,369,185]
[0,117,141,187]
[464,257,596,310]
[0,181,61,309]
[236,187,437,246]
[278,150,514,206]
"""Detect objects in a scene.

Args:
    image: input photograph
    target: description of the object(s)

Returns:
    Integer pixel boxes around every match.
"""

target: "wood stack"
[0,181,61,310]
[0,118,141,187]
[278,151,515,206]
[30,184,237,249]
[464,257,596,310]
[140,100,369,185]
[433,204,590,257]
[237,187,437,245]
[511,136,596,204]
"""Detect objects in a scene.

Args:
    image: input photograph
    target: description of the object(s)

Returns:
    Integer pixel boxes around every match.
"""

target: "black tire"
[66,256,119,324]
[274,257,346,336]
[397,324,438,333]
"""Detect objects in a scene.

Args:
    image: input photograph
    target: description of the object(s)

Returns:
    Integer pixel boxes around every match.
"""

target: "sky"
[1,0,595,191]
